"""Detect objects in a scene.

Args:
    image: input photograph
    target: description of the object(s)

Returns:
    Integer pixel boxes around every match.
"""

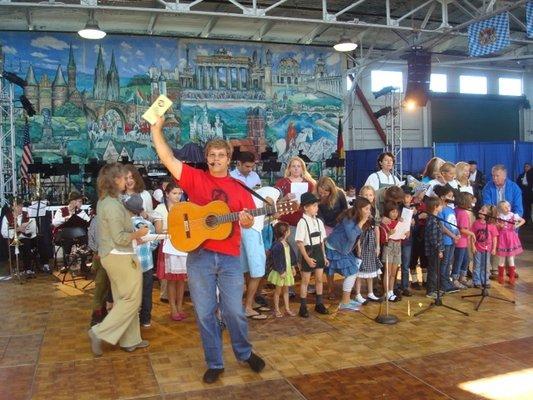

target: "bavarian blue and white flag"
[527,1,533,38]
[468,12,510,57]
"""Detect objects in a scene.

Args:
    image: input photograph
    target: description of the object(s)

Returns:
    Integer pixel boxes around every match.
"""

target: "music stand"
[55,216,89,288]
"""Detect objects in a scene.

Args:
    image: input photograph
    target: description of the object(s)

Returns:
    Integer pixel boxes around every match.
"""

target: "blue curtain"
[434,141,532,181]
[515,141,533,179]
[345,147,433,189]
[346,142,532,190]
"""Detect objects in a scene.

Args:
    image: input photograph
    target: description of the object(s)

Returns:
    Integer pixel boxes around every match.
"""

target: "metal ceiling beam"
[147,13,158,35]
[298,24,330,45]
[1,0,531,46]
[508,12,527,31]
[395,0,436,24]
[485,0,497,12]
[451,0,476,19]
[251,20,274,40]
[199,16,218,38]
[25,9,33,31]
[420,3,437,29]
[333,0,368,19]
[361,0,529,68]
[438,53,533,65]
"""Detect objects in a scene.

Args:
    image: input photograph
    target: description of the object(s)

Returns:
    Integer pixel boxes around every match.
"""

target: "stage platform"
[0,227,532,400]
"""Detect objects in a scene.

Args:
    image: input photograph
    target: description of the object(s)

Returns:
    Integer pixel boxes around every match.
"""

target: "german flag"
[336,116,345,159]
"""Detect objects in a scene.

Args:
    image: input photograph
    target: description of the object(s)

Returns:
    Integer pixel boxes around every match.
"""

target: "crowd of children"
[88,156,526,329]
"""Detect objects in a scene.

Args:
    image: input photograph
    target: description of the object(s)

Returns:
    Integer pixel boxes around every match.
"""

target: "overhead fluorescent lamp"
[78,18,106,40]
[333,36,357,52]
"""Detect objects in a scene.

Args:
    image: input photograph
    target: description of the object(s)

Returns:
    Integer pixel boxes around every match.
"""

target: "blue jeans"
[441,245,455,289]
[452,247,469,279]
[473,251,490,285]
[400,244,412,289]
[140,269,153,325]
[187,248,251,369]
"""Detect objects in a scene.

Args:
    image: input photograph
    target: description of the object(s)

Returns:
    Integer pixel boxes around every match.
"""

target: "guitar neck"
[216,204,276,224]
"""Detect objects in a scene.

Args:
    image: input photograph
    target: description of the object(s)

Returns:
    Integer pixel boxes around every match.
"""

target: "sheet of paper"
[290,182,308,203]
[389,207,413,240]
[27,201,48,217]
[141,95,173,125]
[141,233,168,242]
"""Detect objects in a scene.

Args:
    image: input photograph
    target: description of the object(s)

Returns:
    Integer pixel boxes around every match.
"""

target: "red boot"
[508,266,516,285]
[498,266,505,284]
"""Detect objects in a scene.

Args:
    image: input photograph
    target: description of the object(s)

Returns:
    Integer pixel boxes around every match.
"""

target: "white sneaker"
[355,294,366,303]
[367,293,380,301]
[42,264,51,273]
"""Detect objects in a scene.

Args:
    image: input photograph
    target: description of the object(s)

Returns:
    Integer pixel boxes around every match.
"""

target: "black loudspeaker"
[405,48,431,106]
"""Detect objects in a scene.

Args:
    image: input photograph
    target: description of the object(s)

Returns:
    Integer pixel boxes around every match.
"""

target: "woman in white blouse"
[364,152,401,191]
[455,161,474,194]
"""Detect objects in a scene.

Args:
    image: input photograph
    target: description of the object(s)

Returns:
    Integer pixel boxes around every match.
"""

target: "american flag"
[21,120,33,180]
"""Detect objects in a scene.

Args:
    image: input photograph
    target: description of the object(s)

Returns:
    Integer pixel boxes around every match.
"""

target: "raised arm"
[150,116,183,181]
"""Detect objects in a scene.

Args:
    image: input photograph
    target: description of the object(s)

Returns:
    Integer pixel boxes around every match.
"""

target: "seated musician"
[0,199,50,275]
[52,191,91,270]
[52,191,90,227]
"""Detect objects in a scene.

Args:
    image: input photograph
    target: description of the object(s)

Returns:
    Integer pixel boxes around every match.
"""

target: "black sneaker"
[314,303,329,315]
[444,287,459,294]
[246,352,265,373]
[203,368,224,384]
[299,305,309,318]
[402,289,413,297]
[411,282,422,290]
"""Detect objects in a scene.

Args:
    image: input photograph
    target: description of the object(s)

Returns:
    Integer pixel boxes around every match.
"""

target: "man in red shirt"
[151,116,265,384]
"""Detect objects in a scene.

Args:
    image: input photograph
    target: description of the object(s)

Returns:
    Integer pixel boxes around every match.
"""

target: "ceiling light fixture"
[78,16,106,40]
[333,36,357,52]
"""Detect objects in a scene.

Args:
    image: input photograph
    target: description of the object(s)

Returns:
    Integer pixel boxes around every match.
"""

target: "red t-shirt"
[176,164,256,256]
[472,220,499,252]
[275,177,315,226]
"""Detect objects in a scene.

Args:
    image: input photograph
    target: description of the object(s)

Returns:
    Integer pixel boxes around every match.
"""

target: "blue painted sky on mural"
[2,32,341,81]
[1,32,178,78]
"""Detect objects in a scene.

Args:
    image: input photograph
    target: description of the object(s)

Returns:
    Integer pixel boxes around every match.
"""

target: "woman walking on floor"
[88,163,149,357]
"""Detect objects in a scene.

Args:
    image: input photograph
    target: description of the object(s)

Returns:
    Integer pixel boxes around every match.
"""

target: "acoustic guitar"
[167,200,298,252]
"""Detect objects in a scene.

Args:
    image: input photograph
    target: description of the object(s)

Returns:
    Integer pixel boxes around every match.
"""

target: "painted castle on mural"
[0,33,342,168]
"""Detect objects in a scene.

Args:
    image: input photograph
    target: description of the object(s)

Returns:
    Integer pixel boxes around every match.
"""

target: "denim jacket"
[325,218,362,255]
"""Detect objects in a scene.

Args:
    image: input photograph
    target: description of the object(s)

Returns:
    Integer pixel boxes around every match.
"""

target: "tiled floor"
[0,227,532,399]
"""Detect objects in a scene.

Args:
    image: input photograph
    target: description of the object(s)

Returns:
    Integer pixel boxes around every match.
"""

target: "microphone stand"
[415,212,469,317]
[461,209,515,311]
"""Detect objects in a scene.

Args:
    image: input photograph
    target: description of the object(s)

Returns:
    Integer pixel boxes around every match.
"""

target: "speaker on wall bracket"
[405,46,431,107]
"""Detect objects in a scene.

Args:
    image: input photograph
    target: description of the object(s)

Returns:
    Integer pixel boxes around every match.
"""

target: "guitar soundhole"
[205,214,218,228]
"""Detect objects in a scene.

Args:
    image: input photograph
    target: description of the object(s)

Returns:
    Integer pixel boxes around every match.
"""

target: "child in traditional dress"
[354,186,382,304]
[496,201,524,285]
[267,222,297,317]
[153,182,188,321]
[471,205,498,288]
[296,192,329,317]
[326,197,371,311]
[380,201,402,302]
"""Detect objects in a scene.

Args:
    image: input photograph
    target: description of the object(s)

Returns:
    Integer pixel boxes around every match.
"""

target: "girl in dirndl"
[267,222,297,318]
[153,182,188,321]
[354,186,383,303]
[496,200,525,285]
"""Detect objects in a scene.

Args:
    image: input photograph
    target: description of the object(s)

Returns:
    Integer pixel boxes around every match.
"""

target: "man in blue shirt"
[482,164,523,216]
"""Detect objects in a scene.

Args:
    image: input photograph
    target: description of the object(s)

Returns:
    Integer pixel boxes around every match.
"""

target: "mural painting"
[0,33,343,179]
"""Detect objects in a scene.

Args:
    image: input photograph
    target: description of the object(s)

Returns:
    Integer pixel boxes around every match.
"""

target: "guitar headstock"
[275,200,299,215]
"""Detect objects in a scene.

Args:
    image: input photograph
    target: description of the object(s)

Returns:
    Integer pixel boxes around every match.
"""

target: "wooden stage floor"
[1,227,532,400]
